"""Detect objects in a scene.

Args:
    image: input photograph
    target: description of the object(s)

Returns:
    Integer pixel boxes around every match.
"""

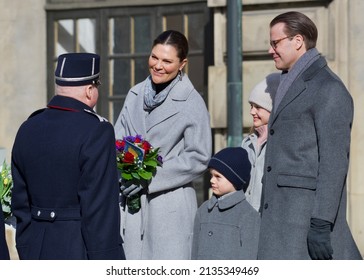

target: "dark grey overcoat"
[258,56,362,259]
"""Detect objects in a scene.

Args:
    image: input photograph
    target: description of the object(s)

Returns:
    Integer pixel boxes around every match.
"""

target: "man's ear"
[294,34,305,50]
[85,84,93,100]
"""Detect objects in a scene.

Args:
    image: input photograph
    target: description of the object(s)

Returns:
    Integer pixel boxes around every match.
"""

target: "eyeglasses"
[270,36,293,49]
[92,79,101,88]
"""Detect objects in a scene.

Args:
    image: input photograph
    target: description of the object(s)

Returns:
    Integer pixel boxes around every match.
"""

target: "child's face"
[250,102,270,128]
[209,168,236,197]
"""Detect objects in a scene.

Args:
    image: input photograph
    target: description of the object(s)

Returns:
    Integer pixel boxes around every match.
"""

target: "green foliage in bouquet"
[0,161,13,220]
[116,135,163,212]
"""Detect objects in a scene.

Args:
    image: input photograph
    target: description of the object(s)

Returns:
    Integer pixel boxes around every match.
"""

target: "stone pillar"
[347,0,364,256]
[0,0,47,162]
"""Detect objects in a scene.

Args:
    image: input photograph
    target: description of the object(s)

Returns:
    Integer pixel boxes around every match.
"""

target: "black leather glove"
[120,184,143,197]
[307,218,333,260]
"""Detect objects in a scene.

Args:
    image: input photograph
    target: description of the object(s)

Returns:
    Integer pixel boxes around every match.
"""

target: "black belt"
[31,206,81,221]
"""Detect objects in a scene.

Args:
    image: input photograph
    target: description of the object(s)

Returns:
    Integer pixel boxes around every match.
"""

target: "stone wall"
[0,0,47,162]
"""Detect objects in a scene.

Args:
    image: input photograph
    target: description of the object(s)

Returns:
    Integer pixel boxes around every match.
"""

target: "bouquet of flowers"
[116,135,163,212]
[1,161,13,220]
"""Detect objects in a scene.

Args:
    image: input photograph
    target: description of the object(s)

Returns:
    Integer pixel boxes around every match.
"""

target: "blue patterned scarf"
[143,72,181,112]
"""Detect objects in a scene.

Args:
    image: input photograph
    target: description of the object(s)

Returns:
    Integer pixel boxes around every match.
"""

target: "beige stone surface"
[346,0,364,256]
[5,224,18,260]
[0,0,47,162]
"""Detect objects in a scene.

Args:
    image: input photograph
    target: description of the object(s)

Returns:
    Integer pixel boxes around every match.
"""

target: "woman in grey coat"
[114,30,212,259]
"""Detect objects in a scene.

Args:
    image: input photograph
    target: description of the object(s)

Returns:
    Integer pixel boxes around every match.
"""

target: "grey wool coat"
[241,132,266,212]
[258,56,362,259]
[192,190,260,260]
[114,74,212,259]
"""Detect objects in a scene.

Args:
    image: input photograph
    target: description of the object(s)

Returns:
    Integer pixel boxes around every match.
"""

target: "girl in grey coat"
[115,30,212,259]
[192,147,260,259]
[242,73,280,212]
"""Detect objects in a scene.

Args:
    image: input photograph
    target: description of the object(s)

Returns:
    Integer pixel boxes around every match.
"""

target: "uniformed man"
[11,53,125,260]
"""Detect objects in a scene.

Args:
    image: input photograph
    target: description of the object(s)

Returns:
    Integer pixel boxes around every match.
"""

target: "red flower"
[123,151,135,163]
[141,141,151,153]
[116,139,125,151]
[115,135,163,213]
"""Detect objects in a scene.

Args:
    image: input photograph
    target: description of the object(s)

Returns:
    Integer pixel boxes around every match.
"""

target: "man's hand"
[307,218,333,260]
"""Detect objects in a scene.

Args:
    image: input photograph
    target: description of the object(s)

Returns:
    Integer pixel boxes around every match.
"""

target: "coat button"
[50,211,55,218]
[270,129,274,135]
[208,231,213,236]
[264,203,268,209]
[267,166,272,172]
[37,211,41,216]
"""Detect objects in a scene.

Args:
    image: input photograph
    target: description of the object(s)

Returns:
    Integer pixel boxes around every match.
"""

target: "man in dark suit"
[0,202,10,260]
[11,53,125,260]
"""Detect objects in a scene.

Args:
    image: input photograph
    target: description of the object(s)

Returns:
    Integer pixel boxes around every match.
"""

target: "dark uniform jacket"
[0,202,10,260]
[11,95,125,260]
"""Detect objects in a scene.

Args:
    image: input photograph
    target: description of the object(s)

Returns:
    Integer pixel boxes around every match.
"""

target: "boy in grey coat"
[192,147,260,259]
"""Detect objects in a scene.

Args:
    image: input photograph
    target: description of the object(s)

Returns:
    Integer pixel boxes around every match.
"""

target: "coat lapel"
[125,83,147,136]
[270,79,306,125]
[270,57,327,126]
[145,75,194,132]
[207,191,246,211]
[145,96,179,132]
